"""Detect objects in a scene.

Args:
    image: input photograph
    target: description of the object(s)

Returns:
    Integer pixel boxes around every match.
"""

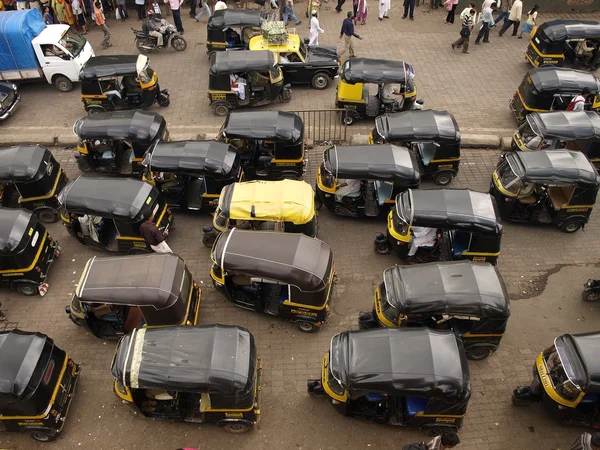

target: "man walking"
[498,0,521,36]
[140,213,172,253]
[309,10,324,45]
[339,11,362,59]
[402,0,414,20]
[168,0,185,34]
[475,1,495,44]
[94,1,112,49]
[378,0,389,20]
[194,0,210,21]
[452,7,475,53]
[335,0,346,13]
[283,0,301,26]
[494,0,512,25]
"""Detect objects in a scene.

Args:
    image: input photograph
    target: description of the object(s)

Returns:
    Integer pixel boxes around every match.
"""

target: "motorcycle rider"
[144,10,167,48]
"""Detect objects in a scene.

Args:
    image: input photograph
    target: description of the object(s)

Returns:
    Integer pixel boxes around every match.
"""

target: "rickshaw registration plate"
[212,94,226,100]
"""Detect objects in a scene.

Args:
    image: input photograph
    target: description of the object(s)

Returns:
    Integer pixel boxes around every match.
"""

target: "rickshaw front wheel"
[223,423,250,434]
[434,172,453,186]
[297,321,318,333]
[37,210,58,224]
[54,76,73,92]
[30,431,56,442]
[171,36,188,52]
[311,73,331,90]
[157,95,170,107]
[582,291,600,302]
[465,347,492,361]
[16,283,39,296]
[560,219,583,233]
[375,242,391,255]
[77,158,93,173]
[279,91,292,103]
[212,103,230,116]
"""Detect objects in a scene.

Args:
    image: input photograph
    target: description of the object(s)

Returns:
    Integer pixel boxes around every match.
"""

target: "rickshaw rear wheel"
[311,73,331,90]
[465,347,492,361]
[30,431,56,442]
[77,158,93,173]
[375,242,391,255]
[341,112,356,126]
[16,283,38,296]
[583,291,600,302]
[297,321,318,333]
[223,423,250,434]
[54,76,73,92]
[172,36,188,52]
[434,172,453,186]
[212,103,230,116]
[37,210,58,224]
[157,95,170,107]
[279,91,292,103]
[560,219,583,233]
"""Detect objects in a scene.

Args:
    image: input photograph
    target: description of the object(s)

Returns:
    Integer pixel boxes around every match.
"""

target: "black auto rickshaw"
[513,332,600,428]
[510,67,600,123]
[80,55,169,113]
[208,50,291,116]
[142,140,241,211]
[111,324,262,433]
[335,58,421,126]
[202,179,317,247]
[210,228,334,332]
[526,20,600,70]
[490,150,599,233]
[374,189,503,265]
[66,253,201,339]
[307,327,471,434]
[315,144,421,218]
[0,207,60,296]
[206,9,265,56]
[73,110,169,175]
[59,176,173,253]
[357,260,510,361]
[218,110,305,180]
[369,110,461,186]
[0,329,80,442]
[0,145,69,223]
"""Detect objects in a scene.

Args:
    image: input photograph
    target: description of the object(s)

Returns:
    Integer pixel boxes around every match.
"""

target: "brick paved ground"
[1,146,600,449]
[3,3,600,143]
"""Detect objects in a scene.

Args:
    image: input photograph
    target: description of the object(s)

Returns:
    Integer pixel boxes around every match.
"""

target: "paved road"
[3,3,600,144]
[1,145,600,450]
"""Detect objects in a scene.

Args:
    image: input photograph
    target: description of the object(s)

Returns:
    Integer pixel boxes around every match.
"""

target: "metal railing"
[289,109,349,145]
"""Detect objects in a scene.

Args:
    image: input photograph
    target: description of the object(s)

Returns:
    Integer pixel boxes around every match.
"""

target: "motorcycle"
[583,279,600,302]
[132,24,187,53]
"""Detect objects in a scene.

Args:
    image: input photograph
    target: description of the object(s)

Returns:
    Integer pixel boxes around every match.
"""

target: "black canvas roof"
[527,111,600,141]
[538,20,600,42]
[80,55,139,81]
[207,9,265,28]
[210,50,275,75]
[0,207,35,253]
[73,111,166,143]
[375,110,460,143]
[222,111,304,144]
[341,58,414,84]
[383,261,510,317]
[149,140,238,176]
[329,328,470,400]
[527,67,600,94]
[111,325,256,395]
[0,146,51,182]
[507,150,599,187]
[556,332,600,392]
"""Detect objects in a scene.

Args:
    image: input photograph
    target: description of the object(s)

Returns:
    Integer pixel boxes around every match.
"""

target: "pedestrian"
[72,0,89,32]
[188,0,195,16]
[3,0,15,10]
[115,0,128,19]
[378,0,389,20]
[459,1,474,20]
[135,0,145,19]
[567,87,591,111]
[451,7,475,53]
[339,10,362,60]
[444,0,458,24]
[283,0,301,26]
[518,3,538,38]
[94,0,112,48]
[352,0,358,21]
[167,0,184,34]
[0,302,5,323]
[62,0,76,26]
[43,5,54,22]
[335,0,345,13]
[481,0,493,7]
[140,213,172,253]
[475,1,495,44]
[214,0,227,10]
[309,10,324,45]
[571,431,600,450]
[29,0,41,11]
[494,0,512,25]
[355,0,366,24]
[194,0,210,21]
[498,0,521,36]
[402,0,414,20]
[15,0,26,10]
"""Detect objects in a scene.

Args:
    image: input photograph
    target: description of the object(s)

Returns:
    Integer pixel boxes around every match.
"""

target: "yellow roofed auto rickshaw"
[315,144,421,218]
[335,58,423,126]
[59,176,173,253]
[526,20,600,70]
[0,329,80,442]
[370,110,461,186]
[80,55,169,113]
[307,327,471,435]
[73,110,169,176]
[510,67,600,124]
[66,253,201,339]
[208,50,291,116]
[357,260,510,361]
[0,145,69,223]
[513,332,600,428]
[206,9,265,56]
[374,189,503,265]
[0,207,60,296]
[210,228,335,332]
[202,179,316,247]
[490,150,599,233]
[111,324,262,433]
[217,110,305,181]
[142,140,242,212]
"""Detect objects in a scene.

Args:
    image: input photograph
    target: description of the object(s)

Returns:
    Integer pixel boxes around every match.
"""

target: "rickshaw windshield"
[270,66,282,81]
[380,283,399,324]
[60,29,86,58]
[214,208,229,230]
[139,68,155,85]
[496,159,522,195]
[545,349,582,402]
[320,161,335,188]
[519,122,544,150]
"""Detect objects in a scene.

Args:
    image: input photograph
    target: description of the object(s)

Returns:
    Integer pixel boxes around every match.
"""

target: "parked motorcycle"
[583,279,600,302]
[132,25,187,53]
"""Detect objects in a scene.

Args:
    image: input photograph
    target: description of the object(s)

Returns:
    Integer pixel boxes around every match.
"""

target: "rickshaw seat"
[374,180,393,205]
[547,186,572,210]
[364,392,383,403]
[102,150,114,160]
[419,143,437,166]
[345,190,361,198]
[450,230,470,258]
[405,396,428,416]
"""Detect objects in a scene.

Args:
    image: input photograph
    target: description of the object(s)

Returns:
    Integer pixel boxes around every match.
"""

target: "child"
[43,5,54,23]
[94,0,112,49]
[518,4,539,39]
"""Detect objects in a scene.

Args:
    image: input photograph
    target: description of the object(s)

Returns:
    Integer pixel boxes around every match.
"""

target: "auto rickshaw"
[142,140,241,211]
[66,254,201,339]
[369,110,461,186]
[307,327,471,434]
[490,150,599,233]
[315,144,421,218]
[357,260,510,361]
[0,329,80,442]
[374,189,503,265]
[335,58,421,126]
[217,110,305,180]
[512,332,600,428]
[206,9,265,55]
[210,228,334,332]
[111,324,261,433]
[59,176,173,253]
[0,145,69,223]
[0,207,60,296]
[526,20,600,70]
[80,54,169,112]
[510,67,600,123]
[73,110,169,175]
[208,50,291,116]
[202,179,316,247]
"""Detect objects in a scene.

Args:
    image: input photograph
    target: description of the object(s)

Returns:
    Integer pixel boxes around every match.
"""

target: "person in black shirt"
[339,11,362,59]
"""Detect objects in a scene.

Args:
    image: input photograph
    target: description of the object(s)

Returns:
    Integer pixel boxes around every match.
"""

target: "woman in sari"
[356,0,367,24]
[62,0,76,26]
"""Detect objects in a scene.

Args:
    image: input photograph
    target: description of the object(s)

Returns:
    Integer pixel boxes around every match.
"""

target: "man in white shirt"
[335,179,361,202]
[407,227,437,257]
[498,0,521,36]
[309,10,324,45]
[215,0,227,9]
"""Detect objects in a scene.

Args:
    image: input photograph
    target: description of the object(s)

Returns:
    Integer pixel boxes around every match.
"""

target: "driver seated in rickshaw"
[577,39,598,63]
[154,172,179,193]
[256,141,275,175]
[517,181,537,205]
[407,226,437,258]
[335,178,362,203]
[225,27,241,47]
[122,75,142,96]
[104,81,123,105]
[87,303,120,322]
[230,74,247,104]
[380,83,404,110]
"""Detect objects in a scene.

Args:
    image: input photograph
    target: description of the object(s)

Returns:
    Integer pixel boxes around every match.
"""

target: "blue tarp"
[0,10,46,71]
